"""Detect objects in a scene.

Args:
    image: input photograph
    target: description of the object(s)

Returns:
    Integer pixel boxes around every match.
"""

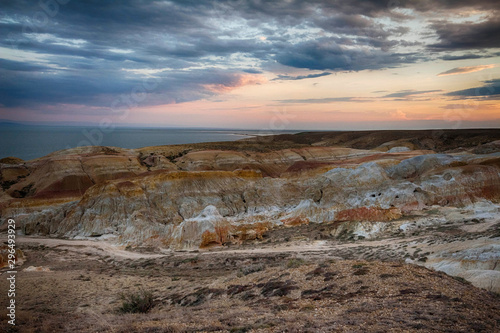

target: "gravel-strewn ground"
[1,226,499,333]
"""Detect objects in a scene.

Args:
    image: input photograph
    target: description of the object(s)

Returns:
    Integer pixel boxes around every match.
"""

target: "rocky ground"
[1,205,499,332]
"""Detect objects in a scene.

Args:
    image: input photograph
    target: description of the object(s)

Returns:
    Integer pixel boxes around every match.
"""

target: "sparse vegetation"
[118,289,155,313]
[286,258,306,268]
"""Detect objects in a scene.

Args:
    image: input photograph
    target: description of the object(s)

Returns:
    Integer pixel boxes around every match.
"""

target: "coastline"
[0,126,296,161]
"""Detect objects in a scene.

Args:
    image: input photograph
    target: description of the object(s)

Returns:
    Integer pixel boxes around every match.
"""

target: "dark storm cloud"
[0,0,499,111]
[429,16,500,50]
[1,0,214,63]
[274,39,420,71]
[172,0,500,19]
[0,67,141,108]
[0,0,265,108]
[272,72,332,81]
[0,64,259,108]
[446,79,500,99]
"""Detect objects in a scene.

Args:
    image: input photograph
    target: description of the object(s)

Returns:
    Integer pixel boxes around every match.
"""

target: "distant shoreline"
[0,127,300,161]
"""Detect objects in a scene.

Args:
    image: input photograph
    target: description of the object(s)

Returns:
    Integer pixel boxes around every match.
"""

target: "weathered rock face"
[3,149,498,251]
[0,146,157,202]
[56,171,255,247]
[387,154,457,179]
[0,145,406,205]
[174,147,377,177]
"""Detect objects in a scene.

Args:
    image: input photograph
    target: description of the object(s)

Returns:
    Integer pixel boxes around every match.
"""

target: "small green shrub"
[286,258,305,268]
[119,289,155,313]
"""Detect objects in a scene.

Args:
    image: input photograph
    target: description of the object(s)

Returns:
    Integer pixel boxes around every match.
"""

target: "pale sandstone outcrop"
[424,242,500,293]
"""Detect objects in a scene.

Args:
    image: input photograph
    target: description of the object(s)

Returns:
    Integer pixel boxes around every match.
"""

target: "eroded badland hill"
[1,129,500,332]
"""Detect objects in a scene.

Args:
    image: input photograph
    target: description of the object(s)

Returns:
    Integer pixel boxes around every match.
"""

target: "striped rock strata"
[3,152,498,251]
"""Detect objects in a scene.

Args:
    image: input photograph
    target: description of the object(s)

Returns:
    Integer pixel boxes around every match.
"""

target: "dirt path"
[8,234,424,259]
[11,235,166,260]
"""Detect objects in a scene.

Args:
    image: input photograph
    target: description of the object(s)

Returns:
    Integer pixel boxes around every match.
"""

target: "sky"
[0,0,499,130]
